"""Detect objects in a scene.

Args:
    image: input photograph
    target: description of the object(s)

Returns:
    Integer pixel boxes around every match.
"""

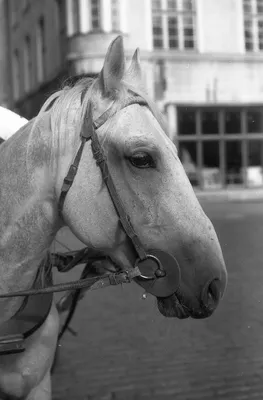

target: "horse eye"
[129,152,155,169]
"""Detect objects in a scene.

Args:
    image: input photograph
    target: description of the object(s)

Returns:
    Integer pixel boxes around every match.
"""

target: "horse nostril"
[201,278,221,311]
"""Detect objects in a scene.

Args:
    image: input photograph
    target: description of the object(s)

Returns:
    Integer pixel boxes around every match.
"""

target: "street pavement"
[52,200,263,400]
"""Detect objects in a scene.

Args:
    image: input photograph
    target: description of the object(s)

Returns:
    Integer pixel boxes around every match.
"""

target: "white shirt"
[0,106,28,141]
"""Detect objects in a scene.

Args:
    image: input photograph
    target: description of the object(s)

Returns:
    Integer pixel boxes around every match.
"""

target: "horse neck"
[0,120,60,323]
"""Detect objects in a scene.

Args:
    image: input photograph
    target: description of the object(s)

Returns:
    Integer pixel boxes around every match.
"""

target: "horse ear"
[125,48,147,92]
[128,48,142,80]
[98,36,126,97]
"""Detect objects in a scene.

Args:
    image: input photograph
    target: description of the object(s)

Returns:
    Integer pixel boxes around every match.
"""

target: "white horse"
[0,36,227,399]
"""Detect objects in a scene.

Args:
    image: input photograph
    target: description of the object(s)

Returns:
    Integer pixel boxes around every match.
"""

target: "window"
[13,49,20,99]
[10,0,18,27]
[24,35,32,93]
[91,0,101,30]
[22,0,29,11]
[72,0,80,33]
[36,17,45,83]
[225,109,241,134]
[178,108,196,135]
[247,109,262,132]
[178,141,198,186]
[152,0,196,50]
[111,0,120,31]
[202,110,219,135]
[243,0,263,51]
[55,0,66,65]
[154,60,166,99]
[177,107,263,189]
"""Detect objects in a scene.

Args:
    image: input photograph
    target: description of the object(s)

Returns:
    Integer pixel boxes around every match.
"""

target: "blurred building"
[4,0,263,190]
[0,0,10,107]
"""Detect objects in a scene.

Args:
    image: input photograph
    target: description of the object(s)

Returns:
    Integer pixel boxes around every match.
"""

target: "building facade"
[4,0,263,190]
[0,0,11,107]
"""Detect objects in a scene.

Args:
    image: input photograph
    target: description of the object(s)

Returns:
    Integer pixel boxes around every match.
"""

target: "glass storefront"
[176,106,263,189]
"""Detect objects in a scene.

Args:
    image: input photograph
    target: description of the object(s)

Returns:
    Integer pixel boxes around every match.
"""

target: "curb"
[195,188,263,202]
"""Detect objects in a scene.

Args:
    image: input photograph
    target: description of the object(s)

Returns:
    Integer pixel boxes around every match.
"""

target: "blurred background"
[1,0,263,192]
[1,1,263,399]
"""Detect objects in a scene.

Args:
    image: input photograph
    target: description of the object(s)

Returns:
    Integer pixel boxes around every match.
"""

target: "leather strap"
[0,267,141,298]
[57,130,91,217]
[85,102,148,261]
[57,93,149,261]
[0,262,53,355]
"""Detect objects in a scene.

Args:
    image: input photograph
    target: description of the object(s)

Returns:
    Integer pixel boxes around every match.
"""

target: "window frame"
[90,0,101,30]
[36,17,46,84]
[23,35,32,94]
[12,49,20,100]
[22,0,30,12]
[152,0,196,51]
[176,106,263,189]
[72,0,81,33]
[243,0,263,52]
[10,0,18,28]
[111,0,120,31]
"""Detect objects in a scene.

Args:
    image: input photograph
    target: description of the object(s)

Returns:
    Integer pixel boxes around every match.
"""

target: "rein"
[0,267,141,298]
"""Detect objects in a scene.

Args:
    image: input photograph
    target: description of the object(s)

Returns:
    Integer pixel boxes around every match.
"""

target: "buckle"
[61,165,78,192]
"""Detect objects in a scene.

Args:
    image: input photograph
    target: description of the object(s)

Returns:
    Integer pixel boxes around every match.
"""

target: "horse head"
[49,36,227,319]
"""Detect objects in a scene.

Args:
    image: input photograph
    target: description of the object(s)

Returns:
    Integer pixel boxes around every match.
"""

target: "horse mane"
[27,74,168,166]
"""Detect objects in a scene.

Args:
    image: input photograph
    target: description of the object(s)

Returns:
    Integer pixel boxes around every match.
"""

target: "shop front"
[175,106,263,190]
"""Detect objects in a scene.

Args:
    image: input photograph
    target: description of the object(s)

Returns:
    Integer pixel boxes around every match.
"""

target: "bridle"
[57,92,181,297]
[0,91,181,355]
